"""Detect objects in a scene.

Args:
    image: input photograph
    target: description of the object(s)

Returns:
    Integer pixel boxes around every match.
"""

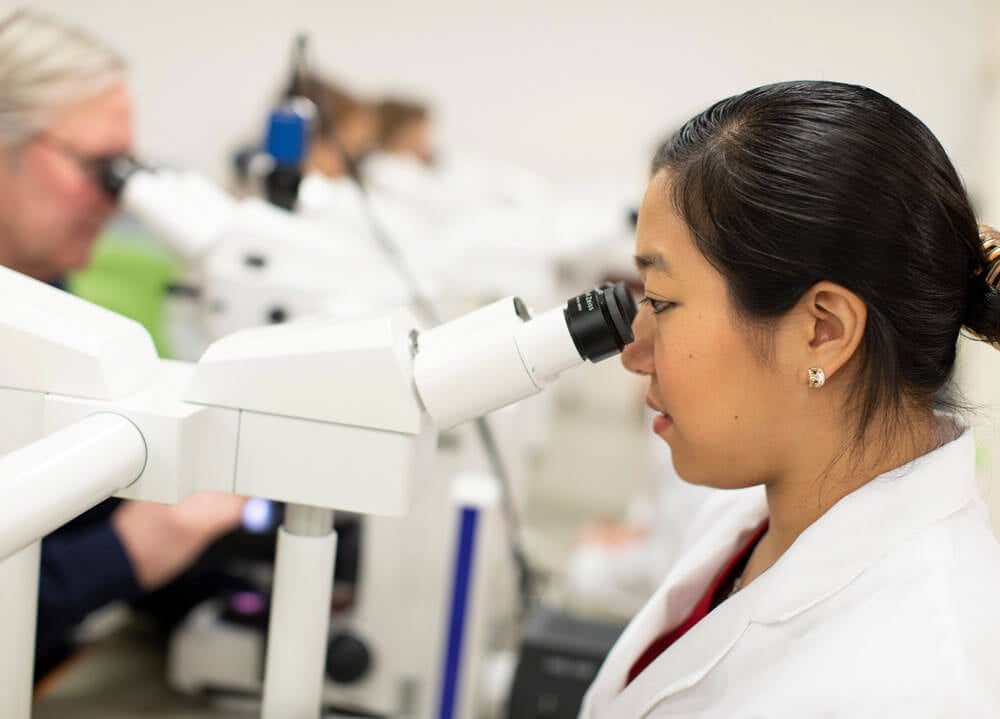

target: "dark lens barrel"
[100,155,145,198]
[564,281,638,362]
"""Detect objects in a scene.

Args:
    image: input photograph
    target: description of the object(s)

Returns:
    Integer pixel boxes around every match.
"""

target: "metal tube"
[284,503,334,536]
[261,503,336,719]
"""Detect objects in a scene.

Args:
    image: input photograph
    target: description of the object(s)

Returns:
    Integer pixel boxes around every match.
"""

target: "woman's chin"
[669,453,747,491]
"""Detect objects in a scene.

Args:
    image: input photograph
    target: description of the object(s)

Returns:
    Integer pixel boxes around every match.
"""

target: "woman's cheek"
[653,346,689,402]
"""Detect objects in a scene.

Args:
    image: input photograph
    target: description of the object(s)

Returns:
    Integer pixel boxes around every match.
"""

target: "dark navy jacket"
[36,499,142,679]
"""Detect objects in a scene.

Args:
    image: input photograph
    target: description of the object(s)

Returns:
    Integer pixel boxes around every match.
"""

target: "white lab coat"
[580,423,1000,718]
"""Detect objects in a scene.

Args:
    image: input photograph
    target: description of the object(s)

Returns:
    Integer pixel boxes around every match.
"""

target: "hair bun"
[963,224,1000,344]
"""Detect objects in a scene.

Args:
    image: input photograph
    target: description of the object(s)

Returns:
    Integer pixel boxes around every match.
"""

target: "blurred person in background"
[0,8,245,682]
[231,72,378,203]
[375,97,434,165]
[295,72,379,178]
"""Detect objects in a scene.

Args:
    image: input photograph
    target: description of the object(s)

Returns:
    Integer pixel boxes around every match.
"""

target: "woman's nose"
[620,304,654,376]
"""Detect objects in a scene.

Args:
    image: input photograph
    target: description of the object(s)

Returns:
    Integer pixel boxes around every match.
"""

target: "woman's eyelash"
[639,296,675,314]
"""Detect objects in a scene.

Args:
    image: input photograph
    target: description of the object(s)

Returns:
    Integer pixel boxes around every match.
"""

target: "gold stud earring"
[807,367,825,389]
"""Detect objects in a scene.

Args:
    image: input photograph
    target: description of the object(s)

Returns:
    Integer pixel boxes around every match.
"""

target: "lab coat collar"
[751,420,975,624]
[595,419,977,718]
[591,486,769,716]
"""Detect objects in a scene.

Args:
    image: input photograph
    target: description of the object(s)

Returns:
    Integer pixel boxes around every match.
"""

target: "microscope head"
[184,282,636,432]
[101,158,238,262]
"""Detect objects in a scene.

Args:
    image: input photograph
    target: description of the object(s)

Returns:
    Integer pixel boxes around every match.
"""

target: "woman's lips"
[646,396,673,433]
[652,413,673,433]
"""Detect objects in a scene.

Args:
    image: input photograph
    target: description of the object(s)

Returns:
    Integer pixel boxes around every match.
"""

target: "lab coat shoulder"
[643,500,1000,719]
[582,426,1000,719]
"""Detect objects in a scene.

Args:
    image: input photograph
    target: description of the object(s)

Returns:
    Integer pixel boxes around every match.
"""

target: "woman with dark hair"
[580,81,1000,718]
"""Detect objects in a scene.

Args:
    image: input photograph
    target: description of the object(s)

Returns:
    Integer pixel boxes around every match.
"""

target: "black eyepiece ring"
[564,281,638,363]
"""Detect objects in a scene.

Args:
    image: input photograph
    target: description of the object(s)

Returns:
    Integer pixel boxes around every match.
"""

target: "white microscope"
[105,160,545,716]
[0,241,635,719]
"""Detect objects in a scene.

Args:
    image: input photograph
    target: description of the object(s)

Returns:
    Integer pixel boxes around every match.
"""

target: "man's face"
[0,82,132,280]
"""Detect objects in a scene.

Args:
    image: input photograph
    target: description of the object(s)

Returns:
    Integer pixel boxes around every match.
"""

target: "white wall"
[23,1,1000,529]
[24,0,991,195]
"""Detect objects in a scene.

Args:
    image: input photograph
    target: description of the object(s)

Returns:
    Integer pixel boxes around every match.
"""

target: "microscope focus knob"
[326,632,371,683]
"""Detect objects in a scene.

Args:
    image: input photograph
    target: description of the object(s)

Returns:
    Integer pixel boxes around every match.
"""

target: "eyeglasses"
[32,132,132,193]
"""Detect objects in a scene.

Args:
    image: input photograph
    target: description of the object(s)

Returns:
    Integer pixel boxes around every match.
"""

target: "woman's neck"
[744,407,943,586]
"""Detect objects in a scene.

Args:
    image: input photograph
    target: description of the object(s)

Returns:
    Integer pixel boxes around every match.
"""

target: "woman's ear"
[796,281,867,385]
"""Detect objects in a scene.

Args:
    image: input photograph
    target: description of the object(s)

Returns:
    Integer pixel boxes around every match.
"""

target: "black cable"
[285,34,310,101]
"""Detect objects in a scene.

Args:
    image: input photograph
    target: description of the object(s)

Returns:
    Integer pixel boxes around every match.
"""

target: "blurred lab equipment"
[0,260,634,718]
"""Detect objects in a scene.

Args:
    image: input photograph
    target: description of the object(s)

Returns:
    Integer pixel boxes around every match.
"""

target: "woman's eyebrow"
[634,253,671,275]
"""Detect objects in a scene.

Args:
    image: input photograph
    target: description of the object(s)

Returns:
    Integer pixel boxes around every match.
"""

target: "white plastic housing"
[121,167,414,341]
[0,266,159,399]
[167,600,266,695]
[414,298,533,430]
[233,411,434,515]
[413,297,583,429]
[514,305,586,382]
[195,198,410,340]
[44,361,240,502]
[120,169,236,262]
[185,308,434,515]
[185,309,423,434]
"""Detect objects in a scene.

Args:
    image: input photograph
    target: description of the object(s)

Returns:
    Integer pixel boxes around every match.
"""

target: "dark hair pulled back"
[652,80,1000,438]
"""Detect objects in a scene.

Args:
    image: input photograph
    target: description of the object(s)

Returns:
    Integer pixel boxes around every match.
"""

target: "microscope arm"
[115,166,415,341]
[118,168,237,262]
[0,414,146,562]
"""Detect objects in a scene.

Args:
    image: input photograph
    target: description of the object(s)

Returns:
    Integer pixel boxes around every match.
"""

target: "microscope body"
[120,167,423,348]
[0,267,448,719]
[113,167,542,717]
[0,268,436,518]
[101,166,634,718]
[189,199,415,342]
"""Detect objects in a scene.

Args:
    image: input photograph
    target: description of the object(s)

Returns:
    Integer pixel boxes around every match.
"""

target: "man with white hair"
[0,9,129,279]
[0,8,245,681]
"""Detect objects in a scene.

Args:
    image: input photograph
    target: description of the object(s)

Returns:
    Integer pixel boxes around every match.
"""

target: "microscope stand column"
[0,542,39,719]
[261,503,336,719]
[0,412,147,719]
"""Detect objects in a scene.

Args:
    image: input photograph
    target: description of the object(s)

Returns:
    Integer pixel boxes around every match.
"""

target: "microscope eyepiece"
[413,281,638,429]
[100,155,145,198]
[564,282,637,362]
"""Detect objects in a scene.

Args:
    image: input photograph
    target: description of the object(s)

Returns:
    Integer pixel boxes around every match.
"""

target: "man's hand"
[111,492,247,591]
